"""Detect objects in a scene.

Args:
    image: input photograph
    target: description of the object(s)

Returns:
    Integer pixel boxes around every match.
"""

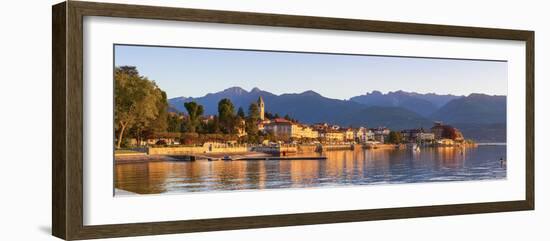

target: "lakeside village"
[117,96,476,162]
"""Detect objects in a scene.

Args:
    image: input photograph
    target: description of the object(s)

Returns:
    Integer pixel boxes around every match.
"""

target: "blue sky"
[114,45,507,99]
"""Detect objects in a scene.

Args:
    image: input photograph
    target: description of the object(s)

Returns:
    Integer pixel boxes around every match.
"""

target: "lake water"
[115,145,506,194]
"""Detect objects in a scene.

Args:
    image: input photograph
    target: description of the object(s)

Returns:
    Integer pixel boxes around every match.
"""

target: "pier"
[251,145,298,155]
[316,144,353,152]
[228,156,327,161]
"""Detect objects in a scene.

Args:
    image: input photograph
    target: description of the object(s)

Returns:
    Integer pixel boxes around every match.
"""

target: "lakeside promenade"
[115,141,478,163]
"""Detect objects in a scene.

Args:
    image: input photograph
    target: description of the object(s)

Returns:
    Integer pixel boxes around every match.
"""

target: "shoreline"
[115,151,273,164]
[114,143,495,164]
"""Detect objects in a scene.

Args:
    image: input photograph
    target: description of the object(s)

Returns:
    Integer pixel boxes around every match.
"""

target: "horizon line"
[167,86,507,100]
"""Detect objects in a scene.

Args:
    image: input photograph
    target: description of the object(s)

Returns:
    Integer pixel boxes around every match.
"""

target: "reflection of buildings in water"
[434,147,466,168]
[362,149,391,177]
[288,160,320,187]
[116,145,505,194]
[115,163,144,193]
[210,160,248,189]
[323,151,344,177]
[277,160,293,185]
[412,147,468,169]
[120,144,508,195]
[246,161,266,189]
[350,149,366,180]
[160,162,206,192]
[323,150,365,181]
[239,161,267,189]
[325,151,348,178]
[259,162,267,189]
[265,149,372,186]
[115,162,175,194]
[360,147,468,175]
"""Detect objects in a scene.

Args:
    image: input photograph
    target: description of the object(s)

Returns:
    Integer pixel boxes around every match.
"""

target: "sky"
[114,44,507,99]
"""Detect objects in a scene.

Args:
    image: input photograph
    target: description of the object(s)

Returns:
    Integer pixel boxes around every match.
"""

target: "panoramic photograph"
[113,45,507,195]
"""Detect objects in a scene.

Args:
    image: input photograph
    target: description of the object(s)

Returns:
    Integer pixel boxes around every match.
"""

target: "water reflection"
[115,145,506,194]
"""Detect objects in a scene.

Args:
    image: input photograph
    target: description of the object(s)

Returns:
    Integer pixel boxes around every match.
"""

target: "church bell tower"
[258,96,265,120]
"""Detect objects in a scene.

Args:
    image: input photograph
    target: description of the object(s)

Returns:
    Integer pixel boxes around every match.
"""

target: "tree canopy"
[237,107,246,119]
[114,66,168,148]
[248,103,260,120]
[184,101,204,133]
[218,98,236,134]
[387,131,402,144]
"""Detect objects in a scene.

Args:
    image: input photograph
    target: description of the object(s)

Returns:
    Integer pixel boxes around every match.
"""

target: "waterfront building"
[324,130,345,142]
[311,123,329,133]
[168,111,186,120]
[236,118,246,137]
[311,123,329,140]
[135,132,180,146]
[200,115,214,124]
[401,128,422,142]
[264,118,319,140]
[312,123,329,129]
[343,128,354,141]
[293,125,319,139]
[354,127,368,143]
[258,119,270,132]
[374,134,386,143]
[431,122,445,139]
[418,133,435,142]
[264,118,292,138]
[400,128,436,144]
[365,129,375,142]
[371,127,390,143]
[431,122,464,141]
[372,127,391,135]
[436,138,455,146]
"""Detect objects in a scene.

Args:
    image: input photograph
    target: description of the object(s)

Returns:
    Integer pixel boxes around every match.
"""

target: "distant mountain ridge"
[431,93,506,124]
[169,87,277,116]
[168,87,506,141]
[349,90,462,116]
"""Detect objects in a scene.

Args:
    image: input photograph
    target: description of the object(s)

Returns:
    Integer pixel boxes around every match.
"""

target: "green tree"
[129,89,169,146]
[248,103,260,120]
[114,66,166,148]
[264,112,274,119]
[283,114,297,123]
[246,103,261,136]
[132,90,169,144]
[387,131,402,144]
[184,101,204,133]
[237,107,246,119]
[442,125,460,140]
[205,116,221,134]
[149,90,168,131]
[218,98,235,134]
[167,113,183,132]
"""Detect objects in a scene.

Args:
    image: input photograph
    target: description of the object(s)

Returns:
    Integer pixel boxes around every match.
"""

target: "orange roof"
[271,118,292,123]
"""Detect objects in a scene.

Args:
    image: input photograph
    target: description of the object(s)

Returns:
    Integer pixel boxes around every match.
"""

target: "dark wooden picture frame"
[52,1,534,240]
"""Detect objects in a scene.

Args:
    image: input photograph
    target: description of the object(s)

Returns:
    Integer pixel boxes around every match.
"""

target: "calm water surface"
[115,145,506,194]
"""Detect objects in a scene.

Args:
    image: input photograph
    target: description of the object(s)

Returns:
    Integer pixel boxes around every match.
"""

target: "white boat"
[408,143,421,152]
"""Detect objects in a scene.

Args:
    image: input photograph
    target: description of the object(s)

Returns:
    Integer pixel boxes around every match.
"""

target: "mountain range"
[168,87,506,142]
[349,90,461,116]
